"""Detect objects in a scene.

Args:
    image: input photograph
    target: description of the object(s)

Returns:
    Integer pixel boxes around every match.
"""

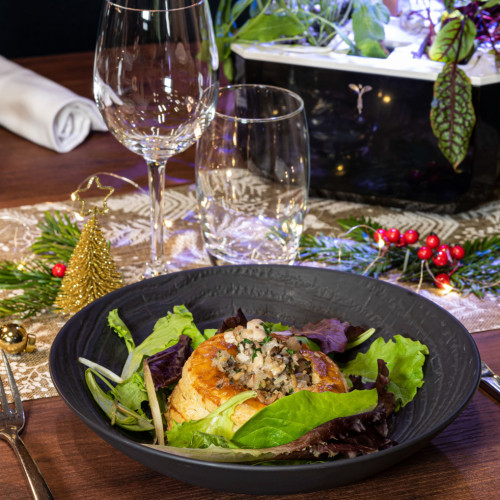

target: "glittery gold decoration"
[55,177,123,315]
[71,175,115,217]
[0,323,36,354]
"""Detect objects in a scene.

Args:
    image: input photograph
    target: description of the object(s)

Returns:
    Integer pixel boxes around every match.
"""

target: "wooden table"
[1,52,500,499]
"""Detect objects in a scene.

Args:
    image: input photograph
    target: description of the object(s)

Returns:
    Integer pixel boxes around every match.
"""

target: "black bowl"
[49,265,480,494]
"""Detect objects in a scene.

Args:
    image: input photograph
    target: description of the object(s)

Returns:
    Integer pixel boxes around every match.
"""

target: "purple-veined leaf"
[428,15,477,63]
[430,62,476,170]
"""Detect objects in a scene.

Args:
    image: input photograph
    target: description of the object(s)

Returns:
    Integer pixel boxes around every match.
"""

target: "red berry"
[397,234,407,247]
[417,246,433,260]
[373,229,387,244]
[437,244,451,254]
[426,233,440,249]
[51,263,67,278]
[432,252,448,267]
[403,229,419,245]
[435,273,451,289]
[386,228,401,243]
[450,245,465,260]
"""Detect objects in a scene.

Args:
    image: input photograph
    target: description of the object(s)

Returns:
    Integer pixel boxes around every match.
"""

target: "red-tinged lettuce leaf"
[350,359,396,417]
[291,318,365,355]
[146,334,192,390]
[430,62,475,171]
[218,308,247,333]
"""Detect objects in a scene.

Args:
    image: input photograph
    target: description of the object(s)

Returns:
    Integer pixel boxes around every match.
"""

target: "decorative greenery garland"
[298,216,500,298]
[1,212,499,320]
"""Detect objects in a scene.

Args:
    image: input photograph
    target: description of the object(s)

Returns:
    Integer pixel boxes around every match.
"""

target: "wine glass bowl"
[94,0,219,278]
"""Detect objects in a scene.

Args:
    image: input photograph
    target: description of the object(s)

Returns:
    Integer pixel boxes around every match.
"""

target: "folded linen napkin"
[0,56,107,153]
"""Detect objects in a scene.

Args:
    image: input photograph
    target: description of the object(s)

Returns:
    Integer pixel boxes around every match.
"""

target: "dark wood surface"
[0,52,195,209]
[1,52,499,499]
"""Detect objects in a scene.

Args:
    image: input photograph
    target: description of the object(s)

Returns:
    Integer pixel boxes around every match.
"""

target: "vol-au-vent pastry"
[166,319,349,431]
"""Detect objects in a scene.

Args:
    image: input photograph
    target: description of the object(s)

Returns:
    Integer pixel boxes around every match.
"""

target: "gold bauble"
[0,324,36,354]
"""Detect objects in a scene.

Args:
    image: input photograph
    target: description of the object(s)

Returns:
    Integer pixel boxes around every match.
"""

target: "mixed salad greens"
[79,305,428,463]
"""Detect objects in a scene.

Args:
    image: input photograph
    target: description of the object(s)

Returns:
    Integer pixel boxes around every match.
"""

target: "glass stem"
[145,159,168,278]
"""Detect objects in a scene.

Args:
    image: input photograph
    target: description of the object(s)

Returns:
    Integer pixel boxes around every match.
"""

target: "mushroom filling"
[212,319,314,405]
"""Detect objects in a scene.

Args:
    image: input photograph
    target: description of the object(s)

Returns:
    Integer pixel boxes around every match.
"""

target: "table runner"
[1,183,499,401]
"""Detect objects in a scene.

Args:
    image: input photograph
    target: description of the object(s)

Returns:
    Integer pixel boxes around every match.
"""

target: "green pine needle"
[32,211,81,262]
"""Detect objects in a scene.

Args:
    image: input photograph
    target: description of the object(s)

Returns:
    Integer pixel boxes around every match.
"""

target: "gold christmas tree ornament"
[0,323,36,354]
[55,176,123,315]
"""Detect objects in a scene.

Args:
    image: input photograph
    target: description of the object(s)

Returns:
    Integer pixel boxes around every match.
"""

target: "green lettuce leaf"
[111,372,148,412]
[166,391,257,447]
[265,322,290,332]
[120,305,205,379]
[340,335,429,410]
[190,431,237,449]
[108,308,135,353]
[145,443,278,463]
[84,369,154,432]
[232,389,377,448]
[346,328,376,350]
[203,328,218,340]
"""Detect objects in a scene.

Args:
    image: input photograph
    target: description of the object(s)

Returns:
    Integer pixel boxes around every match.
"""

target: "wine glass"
[94,0,219,278]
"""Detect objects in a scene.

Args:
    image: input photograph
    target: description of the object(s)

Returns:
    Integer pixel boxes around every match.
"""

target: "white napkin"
[0,56,108,153]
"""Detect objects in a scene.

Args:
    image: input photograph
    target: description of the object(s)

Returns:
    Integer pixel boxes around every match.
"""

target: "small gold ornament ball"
[0,324,36,354]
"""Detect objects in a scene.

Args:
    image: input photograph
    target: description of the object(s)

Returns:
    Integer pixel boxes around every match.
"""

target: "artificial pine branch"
[0,259,61,318]
[0,211,80,319]
[299,217,500,298]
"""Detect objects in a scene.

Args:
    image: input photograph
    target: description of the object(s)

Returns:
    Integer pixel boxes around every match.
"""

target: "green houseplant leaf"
[430,62,476,170]
[236,12,305,43]
[351,0,390,58]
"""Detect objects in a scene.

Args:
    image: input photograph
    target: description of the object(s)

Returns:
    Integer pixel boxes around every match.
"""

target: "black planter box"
[233,45,500,213]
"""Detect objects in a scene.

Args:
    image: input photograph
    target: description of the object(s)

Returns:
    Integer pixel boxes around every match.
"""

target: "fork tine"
[1,349,24,416]
[0,352,9,411]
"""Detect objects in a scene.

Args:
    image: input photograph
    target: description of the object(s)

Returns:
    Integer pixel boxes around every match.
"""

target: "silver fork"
[0,350,54,499]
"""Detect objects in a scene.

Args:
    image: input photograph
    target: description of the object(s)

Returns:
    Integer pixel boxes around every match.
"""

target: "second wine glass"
[94,0,219,278]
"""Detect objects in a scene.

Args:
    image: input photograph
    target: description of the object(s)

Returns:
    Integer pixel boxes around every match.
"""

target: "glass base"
[141,261,169,280]
[206,248,296,267]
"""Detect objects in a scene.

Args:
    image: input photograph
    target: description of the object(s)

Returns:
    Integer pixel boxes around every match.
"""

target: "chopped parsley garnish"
[252,348,262,361]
